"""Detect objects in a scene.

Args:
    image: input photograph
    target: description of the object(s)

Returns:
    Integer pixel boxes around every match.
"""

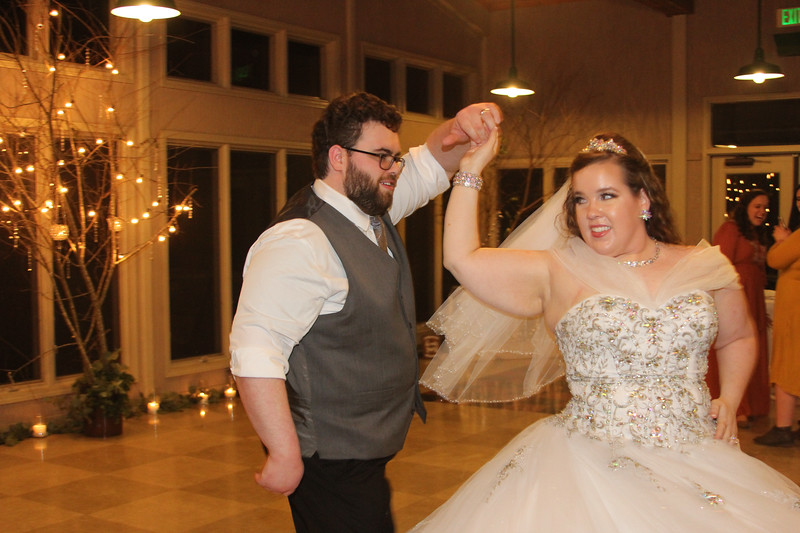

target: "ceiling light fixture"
[491,0,534,98]
[111,1,180,23]
[734,0,784,83]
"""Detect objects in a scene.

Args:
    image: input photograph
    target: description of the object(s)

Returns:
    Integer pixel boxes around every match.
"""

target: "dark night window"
[364,56,392,104]
[230,150,275,312]
[50,0,110,67]
[712,99,800,147]
[231,29,271,91]
[286,153,314,199]
[406,66,430,114]
[167,18,212,82]
[288,40,321,97]
[54,142,118,377]
[0,246,37,384]
[498,168,544,240]
[168,146,219,359]
[405,202,436,321]
[0,135,37,384]
[0,1,27,55]
[443,73,465,118]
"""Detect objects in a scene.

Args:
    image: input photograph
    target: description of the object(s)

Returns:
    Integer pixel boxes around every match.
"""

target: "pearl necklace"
[618,240,661,268]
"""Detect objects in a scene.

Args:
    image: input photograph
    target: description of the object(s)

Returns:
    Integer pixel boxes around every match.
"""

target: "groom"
[230,92,501,532]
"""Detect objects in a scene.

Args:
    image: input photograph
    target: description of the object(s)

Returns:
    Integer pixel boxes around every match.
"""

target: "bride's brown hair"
[563,132,682,245]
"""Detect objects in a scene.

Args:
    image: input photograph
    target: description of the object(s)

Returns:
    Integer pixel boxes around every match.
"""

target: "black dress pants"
[288,453,395,533]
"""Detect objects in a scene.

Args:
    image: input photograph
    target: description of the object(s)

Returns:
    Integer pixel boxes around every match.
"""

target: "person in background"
[755,184,800,447]
[229,91,501,533]
[410,132,800,531]
[707,189,772,425]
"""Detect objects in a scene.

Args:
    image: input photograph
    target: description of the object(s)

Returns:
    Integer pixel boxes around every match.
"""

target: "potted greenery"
[67,351,135,438]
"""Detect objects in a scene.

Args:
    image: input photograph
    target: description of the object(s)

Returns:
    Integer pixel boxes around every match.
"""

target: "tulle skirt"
[409,417,800,533]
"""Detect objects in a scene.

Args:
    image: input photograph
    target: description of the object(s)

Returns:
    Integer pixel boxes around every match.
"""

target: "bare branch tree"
[0,1,195,385]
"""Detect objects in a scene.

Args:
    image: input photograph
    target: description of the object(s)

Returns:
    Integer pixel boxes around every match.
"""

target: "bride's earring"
[640,209,652,221]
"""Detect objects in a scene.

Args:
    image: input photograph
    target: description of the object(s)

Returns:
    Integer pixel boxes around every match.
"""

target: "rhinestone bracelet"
[452,171,483,191]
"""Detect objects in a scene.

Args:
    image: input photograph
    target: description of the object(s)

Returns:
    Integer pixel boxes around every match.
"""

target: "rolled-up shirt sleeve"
[229,219,347,379]
[388,144,450,223]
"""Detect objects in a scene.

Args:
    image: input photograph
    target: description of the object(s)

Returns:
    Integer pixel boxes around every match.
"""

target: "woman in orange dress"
[755,185,800,446]
[707,189,771,421]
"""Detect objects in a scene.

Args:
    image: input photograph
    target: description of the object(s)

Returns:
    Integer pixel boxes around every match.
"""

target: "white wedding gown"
[412,240,800,532]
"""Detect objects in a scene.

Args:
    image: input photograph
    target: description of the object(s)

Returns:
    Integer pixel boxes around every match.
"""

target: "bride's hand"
[709,397,739,445]
[458,127,500,176]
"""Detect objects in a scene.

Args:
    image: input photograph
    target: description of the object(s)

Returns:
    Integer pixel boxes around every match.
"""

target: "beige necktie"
[370,216,388,253]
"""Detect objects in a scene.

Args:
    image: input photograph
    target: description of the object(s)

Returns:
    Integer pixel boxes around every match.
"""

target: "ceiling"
[476,0,694,17]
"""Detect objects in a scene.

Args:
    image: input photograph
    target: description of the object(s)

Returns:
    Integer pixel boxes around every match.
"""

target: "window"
[554,167,569,191]
[231,29,271,91]
[405,202,437,320]
[50,0,110,67]
[286,153,314,199]
[442,73,465,118]
[364,56,392,104]
[167,18,213,82]
[498,168,544,240]
[54,141,119,377]
[288,40,321,97]
[0,135,36,383]
[230,150,275,312]
[712,99,800,147]
[405,66,430,114]
[167,146,219,359]
[0,240,37,384]
[0,1,27,55]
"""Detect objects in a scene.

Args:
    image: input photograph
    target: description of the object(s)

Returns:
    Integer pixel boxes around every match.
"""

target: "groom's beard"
[344,160,394,216]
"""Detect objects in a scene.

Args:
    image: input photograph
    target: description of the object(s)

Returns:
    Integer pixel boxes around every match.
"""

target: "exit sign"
[778,7,800,26]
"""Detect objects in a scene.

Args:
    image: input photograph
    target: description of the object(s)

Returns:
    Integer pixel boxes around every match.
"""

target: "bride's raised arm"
[443,128,552,318]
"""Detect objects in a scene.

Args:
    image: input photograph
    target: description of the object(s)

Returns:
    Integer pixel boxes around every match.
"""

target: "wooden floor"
[2,378,799,532]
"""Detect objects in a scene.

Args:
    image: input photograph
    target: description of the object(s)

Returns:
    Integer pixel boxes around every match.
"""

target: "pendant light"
[734,0,784,83]
[491,0,534,97]
[111,1,180,23]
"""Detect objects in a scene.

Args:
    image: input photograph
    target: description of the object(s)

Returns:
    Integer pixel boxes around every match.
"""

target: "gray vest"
[273,186,426,459]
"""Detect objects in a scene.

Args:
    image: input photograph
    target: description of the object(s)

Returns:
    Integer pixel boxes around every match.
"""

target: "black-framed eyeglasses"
[344,147,405,171]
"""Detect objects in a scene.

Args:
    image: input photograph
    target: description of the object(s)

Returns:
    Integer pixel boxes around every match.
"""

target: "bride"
[411,128,800,532]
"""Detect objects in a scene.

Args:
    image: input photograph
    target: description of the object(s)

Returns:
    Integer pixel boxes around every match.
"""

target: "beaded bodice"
[554,291,718,448]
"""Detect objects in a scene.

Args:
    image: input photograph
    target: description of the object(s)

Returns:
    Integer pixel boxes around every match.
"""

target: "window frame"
[361,43,474,118]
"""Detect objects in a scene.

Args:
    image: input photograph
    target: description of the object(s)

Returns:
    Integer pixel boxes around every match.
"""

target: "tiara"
[581,137,627,155]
